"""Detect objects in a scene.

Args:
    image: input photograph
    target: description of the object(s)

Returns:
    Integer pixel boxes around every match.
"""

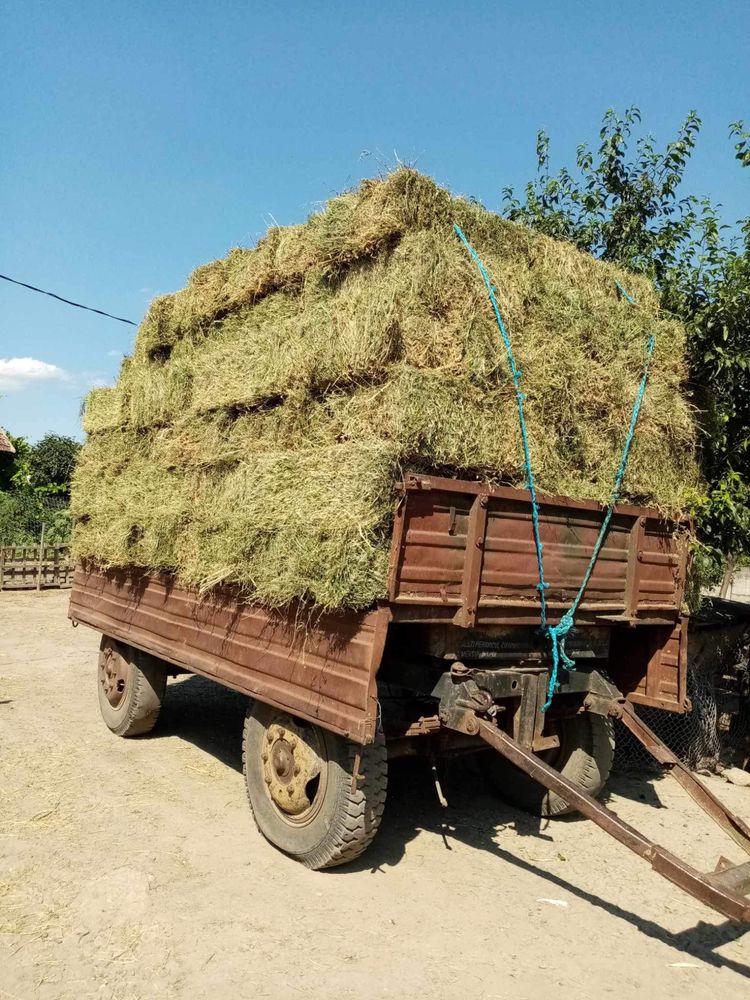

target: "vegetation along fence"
[0,487,74,591]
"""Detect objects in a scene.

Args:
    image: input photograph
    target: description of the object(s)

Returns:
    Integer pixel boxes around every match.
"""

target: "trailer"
[69,473,750,921]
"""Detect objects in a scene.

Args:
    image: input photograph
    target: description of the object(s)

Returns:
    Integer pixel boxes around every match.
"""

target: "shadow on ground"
[152,674,749,977]
[156,673,246,772]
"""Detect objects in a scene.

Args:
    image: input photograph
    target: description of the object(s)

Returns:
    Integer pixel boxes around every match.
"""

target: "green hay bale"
[81,386,125,434]
[71,427,192,571]
[72,434,398,608]
[177,442,399,607]
[134,295,177,358]
[73,168,700,610]
[122,355,193,429]
[104,223,675,436]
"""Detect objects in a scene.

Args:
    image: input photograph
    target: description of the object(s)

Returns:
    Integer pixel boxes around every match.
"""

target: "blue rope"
[454,223,655,711]
[615,280,636,305]
[452,225,551,629]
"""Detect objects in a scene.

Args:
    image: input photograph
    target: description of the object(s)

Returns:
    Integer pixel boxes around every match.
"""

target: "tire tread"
[305,733,388,869]
[242,704,387,870]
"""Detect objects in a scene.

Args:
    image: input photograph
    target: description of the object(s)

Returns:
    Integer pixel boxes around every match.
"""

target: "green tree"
[503,108,703,283]
[503,109,750,589]
[0,428,77,544]
[28,433,81,493]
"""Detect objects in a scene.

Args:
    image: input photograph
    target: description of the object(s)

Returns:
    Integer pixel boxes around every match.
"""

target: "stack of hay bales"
[72,169,698,610]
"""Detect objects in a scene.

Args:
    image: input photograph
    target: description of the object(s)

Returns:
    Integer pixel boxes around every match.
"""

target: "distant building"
[0,429,15,453]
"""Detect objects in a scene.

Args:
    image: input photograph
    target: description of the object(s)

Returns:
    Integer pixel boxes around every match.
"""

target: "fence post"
[36,522,46,592]
[0,546,4,592]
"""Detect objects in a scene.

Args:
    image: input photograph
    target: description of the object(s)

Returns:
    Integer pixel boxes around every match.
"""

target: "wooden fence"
[0,543,73,591]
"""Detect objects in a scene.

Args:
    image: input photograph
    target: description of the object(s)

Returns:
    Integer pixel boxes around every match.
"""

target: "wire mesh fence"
[615,603,750,773]
[0,491,72,546]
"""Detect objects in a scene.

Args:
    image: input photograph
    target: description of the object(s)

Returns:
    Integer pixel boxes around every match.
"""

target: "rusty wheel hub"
[99,646,129,708]
[262,716,325,818]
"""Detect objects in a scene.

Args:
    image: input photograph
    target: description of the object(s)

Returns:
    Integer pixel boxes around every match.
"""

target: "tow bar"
[473,703,750,923]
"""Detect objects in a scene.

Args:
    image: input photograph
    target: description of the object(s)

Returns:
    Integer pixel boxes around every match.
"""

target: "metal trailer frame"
[69,473,750,923]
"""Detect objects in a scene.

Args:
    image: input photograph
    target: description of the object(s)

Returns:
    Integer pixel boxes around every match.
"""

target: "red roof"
[0,429,15,454]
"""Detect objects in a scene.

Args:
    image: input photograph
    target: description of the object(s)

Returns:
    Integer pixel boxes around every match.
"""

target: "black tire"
[483,713,615,817]
[242,701,387,869]
[97,636,167,737]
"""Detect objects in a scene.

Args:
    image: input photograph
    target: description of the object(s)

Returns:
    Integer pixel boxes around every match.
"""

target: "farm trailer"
[69,473,750,921]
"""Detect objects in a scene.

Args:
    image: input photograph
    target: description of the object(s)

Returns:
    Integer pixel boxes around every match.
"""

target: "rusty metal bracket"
[350,751,364,794]
[453,492,489,629]
[474,718,750,923]
[433,665,620,751]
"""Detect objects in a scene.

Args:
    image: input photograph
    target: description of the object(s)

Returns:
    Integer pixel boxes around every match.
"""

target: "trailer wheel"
[242,701,387,869]
[483,714,614,817]
[97,636,167,737]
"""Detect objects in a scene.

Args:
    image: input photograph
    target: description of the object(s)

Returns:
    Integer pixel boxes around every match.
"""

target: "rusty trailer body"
[69,473,750,923]
[71,473,690,742]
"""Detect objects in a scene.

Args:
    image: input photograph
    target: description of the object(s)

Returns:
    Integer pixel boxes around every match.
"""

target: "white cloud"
[0,357,69,391]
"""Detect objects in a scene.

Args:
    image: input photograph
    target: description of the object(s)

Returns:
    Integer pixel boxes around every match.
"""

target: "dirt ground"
[1,590,749,1000]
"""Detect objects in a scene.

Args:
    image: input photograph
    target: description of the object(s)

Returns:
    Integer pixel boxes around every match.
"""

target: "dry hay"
[73,169,699,610]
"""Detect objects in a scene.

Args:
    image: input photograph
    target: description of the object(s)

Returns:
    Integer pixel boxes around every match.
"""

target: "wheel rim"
[260,713,328,826]
[99,644,131,708]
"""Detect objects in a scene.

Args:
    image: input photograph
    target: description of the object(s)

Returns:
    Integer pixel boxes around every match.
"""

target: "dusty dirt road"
[1,590,749,999]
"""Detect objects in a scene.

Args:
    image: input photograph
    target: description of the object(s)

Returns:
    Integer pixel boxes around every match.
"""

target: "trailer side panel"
[388,475,689,626]
[69,566,387,743]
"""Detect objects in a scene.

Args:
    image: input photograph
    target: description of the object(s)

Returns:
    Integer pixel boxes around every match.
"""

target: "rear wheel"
[97,636,167,737]
[483,713,614,817]
[242,701,387,869]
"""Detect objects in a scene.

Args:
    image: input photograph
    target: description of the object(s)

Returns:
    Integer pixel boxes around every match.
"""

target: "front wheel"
[482,713,615,817]
[242,701,388,869]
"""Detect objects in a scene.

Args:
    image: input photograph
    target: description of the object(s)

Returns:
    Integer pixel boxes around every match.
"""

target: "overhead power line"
[0,272,137,326]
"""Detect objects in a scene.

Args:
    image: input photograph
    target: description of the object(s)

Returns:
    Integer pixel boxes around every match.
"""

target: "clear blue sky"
[2,0,748,442]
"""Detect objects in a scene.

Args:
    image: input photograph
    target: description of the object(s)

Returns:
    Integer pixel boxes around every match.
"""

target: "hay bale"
[72,425,193,567]
[72,169,699,610]
[81,386,125,434]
